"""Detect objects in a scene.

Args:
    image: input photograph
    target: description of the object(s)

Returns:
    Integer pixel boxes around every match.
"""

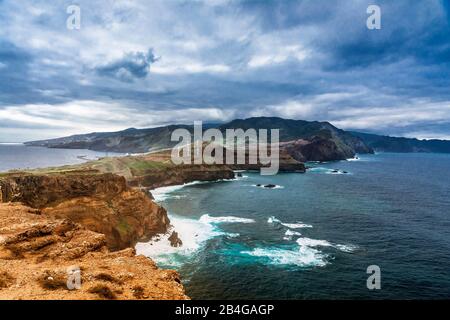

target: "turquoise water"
[136,153,450,299]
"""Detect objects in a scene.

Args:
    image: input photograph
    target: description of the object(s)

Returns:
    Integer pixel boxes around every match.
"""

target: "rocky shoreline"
[0,145,308,300]
[0,202,187,300]
[0,160,239,299]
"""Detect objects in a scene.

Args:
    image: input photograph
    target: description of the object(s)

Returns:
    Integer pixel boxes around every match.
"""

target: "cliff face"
[0,173,170,251]
[0,202,187,300]
[281,137,355,162]
[127,164,236,189]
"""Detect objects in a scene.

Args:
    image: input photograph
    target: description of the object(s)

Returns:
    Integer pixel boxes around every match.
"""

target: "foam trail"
[282,222,313,229]
[200,214,255,224]
[267,216,281,224]
[151,178,242,202]
[241,246,327,267]
[335,244,358,253]
[267,216,313,229]
[240,236,356,267]
[296,237,357,253]
[150,182,202,202]
[296,237,332,247]
[283,229,302,241]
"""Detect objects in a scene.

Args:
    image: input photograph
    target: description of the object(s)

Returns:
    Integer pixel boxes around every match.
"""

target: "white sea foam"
[267,216,313,229]
[241,246,327,267]
[226,233,240,238]
[233,171,249,179]
[150,182,199,202]
[296,237,357,253]
[136,214,252,267]
[150,177,243,202]
[335,244,358,253]
[136,214,225,267]
[285,230,302,236]
[307,167,329,173]
[283,229,302,241]
[240,235,356,267]
[282,222,313,229]
[267,216,281,224]
[308,167,351,175]
[325,170,348,175]
[296,237,332,247]
[199,214,255,224]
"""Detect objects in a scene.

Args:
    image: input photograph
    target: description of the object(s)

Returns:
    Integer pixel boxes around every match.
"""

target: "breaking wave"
[136,214,253,267]
[199,214,255,224]
[240,246,328,267]
[150,178,240,202]
[268,216,313,229]
[136,214,225,267]
[150,181,205,202]
[296,237,357,253]
[283,229,302,241]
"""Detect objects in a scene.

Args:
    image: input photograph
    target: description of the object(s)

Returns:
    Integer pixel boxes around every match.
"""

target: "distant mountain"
[220,117,373,155]
[26,125,193,153]
[350,131,450,153]
[26,117,374,161]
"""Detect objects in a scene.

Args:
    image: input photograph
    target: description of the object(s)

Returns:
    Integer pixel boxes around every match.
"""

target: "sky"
[0,0,450,142]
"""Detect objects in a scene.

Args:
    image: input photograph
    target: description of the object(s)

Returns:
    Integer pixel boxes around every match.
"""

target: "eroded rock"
[0,203,188,300]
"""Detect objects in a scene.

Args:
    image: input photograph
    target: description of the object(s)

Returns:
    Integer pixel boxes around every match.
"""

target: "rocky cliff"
[0,172,171,251]
[0,202,187,300]
[281,137,355,162]
[127,164,236,189]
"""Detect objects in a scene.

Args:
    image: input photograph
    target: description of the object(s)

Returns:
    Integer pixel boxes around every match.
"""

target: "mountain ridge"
[25,116,450,159]
[25,117,372,157]
[350,131,450,153]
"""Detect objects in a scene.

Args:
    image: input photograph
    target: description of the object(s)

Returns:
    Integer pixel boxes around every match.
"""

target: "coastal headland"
[0,144,308,299]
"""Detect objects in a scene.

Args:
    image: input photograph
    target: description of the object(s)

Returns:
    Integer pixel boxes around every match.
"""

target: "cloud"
[151,60,230,75]
[0,100,236,141]
[248,45,309,68]
[95,48,158,82]
[0,0,449,140]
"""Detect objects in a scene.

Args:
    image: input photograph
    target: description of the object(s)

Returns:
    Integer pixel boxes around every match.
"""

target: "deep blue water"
[136,153,450,299]
[1,146,449,299]
[0,144,123,171]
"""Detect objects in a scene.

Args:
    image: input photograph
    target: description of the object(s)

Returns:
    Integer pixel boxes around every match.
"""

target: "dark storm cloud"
[0,0,449,141]
[96,49,159,82]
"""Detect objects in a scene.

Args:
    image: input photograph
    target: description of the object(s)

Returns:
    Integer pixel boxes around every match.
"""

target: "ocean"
[1,145,449,299]
[136,153,450,299]
[0,143,123,172]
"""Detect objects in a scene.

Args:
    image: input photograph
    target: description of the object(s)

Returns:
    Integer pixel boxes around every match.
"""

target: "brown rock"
[0,202,188,300]
[168,231,183,247]
[0,173,171,251]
